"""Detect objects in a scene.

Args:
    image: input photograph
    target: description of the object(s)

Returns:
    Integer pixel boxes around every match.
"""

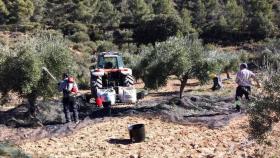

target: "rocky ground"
[0,74,279,158]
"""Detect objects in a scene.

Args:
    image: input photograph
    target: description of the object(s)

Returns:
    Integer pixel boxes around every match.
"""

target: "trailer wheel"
[124,75,134,87]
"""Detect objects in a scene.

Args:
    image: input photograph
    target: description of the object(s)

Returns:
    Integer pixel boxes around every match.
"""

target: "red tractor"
[90,52,137,106]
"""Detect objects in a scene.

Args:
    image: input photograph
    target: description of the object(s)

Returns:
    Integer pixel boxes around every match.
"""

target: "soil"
[19,116,280,158]
[1,74,279,157]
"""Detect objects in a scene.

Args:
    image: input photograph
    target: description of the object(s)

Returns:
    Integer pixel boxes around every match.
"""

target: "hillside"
[0,0,279,47]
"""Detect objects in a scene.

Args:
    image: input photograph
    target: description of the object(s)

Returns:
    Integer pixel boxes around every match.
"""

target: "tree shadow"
[173,82,200,87]
[108,138,131,145]
[0,104,33,127]
[88,105,160,119]
[147,91,178,97]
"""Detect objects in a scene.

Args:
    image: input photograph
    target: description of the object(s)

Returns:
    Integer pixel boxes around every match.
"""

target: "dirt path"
[19,116,280,158]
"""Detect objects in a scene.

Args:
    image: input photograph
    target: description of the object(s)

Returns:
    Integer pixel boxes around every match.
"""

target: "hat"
[63,73,69,78]
[240,63,248,69]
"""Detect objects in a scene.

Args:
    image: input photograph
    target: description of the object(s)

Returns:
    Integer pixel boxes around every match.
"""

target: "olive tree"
[248,39,280,140]
[207,50,243,79]
[122,44,152,81]
[249,71,280,140]
[142,36,215,98]
[0,31,73,115]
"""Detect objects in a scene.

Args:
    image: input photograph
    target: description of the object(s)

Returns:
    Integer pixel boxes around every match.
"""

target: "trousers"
[63,96,79,122]
[235,86,251,101]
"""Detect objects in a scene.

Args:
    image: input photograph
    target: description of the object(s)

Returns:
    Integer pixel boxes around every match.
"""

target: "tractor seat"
[105,62,113,69]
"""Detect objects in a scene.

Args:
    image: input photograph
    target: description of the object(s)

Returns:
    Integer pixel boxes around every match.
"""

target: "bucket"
[128,124,145,143]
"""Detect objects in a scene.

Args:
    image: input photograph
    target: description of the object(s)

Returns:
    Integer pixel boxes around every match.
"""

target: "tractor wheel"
[93,76,103,89]
[124,75,134,87]
[91,76,103,97]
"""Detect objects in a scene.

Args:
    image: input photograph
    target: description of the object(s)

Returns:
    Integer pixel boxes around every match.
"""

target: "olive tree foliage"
[249,71,280,140]
[248,39,280,140]
[0,31,73,114]
[122,44,152,81]
[141,36,216,98]
[207,50,246,79]
[255,39,280,71]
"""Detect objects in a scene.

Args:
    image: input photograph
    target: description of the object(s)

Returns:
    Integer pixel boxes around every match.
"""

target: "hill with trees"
[0,0,278,47]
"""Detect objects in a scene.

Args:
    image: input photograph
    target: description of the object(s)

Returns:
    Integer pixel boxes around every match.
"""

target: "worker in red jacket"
[58,73,79,123]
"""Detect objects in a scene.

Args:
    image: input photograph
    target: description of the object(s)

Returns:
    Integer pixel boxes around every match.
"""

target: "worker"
[58,73,79,123]
[235,63,260,112]
[211,74,223,91]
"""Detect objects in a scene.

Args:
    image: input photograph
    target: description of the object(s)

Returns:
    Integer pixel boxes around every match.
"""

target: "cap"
[240,63,248,69]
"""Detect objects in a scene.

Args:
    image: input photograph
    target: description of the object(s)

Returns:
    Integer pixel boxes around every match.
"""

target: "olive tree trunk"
[179,76,188,99]
[27,91,38,116]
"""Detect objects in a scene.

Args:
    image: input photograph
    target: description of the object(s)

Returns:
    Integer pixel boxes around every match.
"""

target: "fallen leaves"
[18,116,280,158]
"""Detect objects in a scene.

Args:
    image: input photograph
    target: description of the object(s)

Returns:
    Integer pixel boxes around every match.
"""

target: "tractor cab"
[97,52,124,69]
[91,52,133,89]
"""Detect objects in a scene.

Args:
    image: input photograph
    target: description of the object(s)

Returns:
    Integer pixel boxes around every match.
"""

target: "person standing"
[58,73,79,123]
[235,63,260,111]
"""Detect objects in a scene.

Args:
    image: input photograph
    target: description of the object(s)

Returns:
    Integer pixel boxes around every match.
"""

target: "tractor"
[90,52,138,107]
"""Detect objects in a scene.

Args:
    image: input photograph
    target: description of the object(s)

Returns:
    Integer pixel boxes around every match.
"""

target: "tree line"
[0,0,279,46]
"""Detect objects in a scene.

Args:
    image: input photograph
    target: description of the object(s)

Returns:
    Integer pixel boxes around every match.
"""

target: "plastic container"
[97,88,116,105]
[128,124,145,143]
[96,97,103,107]
[119,87,137,103]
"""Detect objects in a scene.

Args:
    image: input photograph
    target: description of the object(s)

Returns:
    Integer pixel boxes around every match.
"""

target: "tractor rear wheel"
[124,75,134,87]
[91,76,103,97]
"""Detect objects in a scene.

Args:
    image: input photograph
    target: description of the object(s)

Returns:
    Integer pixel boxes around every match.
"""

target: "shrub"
[0,23,41,32]
[61,22,88,35]
[95,40,118,52]
[70,31,90,43]
[0,142,30,158]
[72,42,95,55]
